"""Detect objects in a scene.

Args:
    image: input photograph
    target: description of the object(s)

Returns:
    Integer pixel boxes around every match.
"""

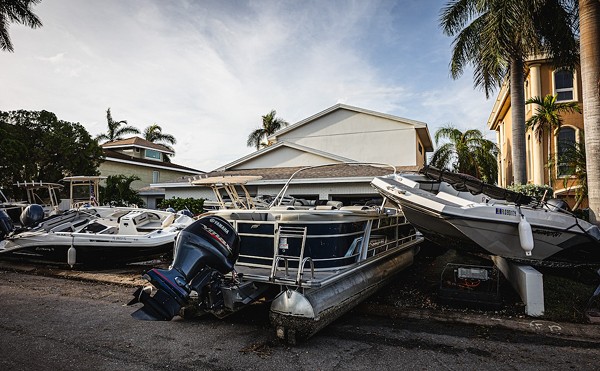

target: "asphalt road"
[1,270,599,370]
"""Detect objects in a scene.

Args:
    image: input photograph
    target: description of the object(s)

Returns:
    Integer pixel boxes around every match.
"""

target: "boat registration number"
[495,208,516,216]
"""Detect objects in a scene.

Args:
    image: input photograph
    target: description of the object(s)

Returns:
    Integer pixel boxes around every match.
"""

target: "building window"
[145,149,162,160]
[152,171,160,183]
[418,142,423,154]
[557,127,576,177]
[553,69,574,102]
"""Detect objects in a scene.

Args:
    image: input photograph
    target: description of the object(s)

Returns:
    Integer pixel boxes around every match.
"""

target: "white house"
[154,104,433,206]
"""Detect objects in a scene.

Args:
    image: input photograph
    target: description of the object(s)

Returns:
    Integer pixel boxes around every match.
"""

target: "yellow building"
[487,57,584,207]
[99,137,203,207]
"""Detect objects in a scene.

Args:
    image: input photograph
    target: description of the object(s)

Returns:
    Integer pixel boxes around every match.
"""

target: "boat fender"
[67,246,76,267]
[518,215,534,256]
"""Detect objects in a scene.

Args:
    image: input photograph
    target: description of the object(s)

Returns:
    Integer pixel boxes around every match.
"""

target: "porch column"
[529,64,544,185]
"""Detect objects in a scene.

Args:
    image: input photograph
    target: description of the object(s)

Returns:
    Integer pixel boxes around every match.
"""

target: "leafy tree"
[158,197,204,215]
[100,174,144,207]
[0,110,103,197]
[143,124,176,163]
[246,110,288,150]
[430,125,499,183]
[526,94,581,185]
[95,108,140,143]
[0,0,42,52]
[439,0,579,185]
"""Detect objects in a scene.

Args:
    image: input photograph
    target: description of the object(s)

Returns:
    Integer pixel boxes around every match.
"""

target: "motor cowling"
[0,210,15,239]
[20,204,45,227]
[129,215,240,321]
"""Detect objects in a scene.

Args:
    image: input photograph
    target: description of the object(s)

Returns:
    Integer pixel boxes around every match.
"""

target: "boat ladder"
[269,226,314,286]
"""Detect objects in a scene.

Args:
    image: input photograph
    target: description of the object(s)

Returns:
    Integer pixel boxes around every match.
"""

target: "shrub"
[158,197,204,215]
[507,183,554,200]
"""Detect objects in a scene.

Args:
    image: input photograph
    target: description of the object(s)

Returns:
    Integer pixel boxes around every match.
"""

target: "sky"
[0,0,497,171]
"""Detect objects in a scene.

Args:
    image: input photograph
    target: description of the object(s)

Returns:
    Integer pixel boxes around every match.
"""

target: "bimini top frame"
[61,176,107,209]
[191,175,263,210]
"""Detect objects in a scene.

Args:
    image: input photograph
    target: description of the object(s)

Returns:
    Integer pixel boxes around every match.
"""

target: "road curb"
[356,302,600,342]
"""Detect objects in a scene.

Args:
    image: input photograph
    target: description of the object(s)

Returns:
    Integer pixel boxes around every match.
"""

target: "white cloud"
[0,0,499,170]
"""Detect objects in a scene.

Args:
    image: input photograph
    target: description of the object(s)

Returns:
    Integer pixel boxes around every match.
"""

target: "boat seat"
[315,205,336,210]
[228,212,268,221]
[136,222,163,233]
[161,213,176,228]
[269,206,296,211]
[339,206,371,211]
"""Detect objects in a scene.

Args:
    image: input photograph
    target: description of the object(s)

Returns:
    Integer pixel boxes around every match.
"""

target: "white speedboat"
[0,205,194,267]
[371,166,600,267]
[128,163,423,343]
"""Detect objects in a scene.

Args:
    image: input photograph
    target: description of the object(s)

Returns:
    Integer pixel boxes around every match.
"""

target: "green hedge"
[158,197,205,215]
[506,183,554,200]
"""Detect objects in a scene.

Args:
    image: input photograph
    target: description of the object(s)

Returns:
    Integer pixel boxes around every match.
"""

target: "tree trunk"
[510,57,527,185]
[580,0,600,224]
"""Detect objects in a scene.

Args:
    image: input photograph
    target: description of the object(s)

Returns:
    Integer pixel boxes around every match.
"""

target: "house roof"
[103,149,204,174]
[215,141,357,171]
[101,137,175,154]
[268,103,434,151]
[155,164,420,188]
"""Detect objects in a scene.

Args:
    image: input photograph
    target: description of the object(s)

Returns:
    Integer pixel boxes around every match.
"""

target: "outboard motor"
[0,210,15,239]
[129,215,240,321]
[20,204,45,228]
[546,198,571,213]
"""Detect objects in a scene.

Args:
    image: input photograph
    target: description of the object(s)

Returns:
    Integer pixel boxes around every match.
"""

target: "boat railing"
[269,226,310,285]
[270,162,397,208]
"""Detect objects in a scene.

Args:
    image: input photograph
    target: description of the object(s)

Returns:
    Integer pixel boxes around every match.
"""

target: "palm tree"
[143,124,176,162]
[246,110,288,150]
[95,108,140,143]
[579,0,600,224]
[439,0,579,185]
[526,94,581,186]
[0,0,42,52]
[430,125,499,183]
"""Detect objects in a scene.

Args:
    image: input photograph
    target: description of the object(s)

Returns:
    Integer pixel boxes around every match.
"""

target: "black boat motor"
[20,204,45,228]
[129,215,242,321]
[0,210,14,239]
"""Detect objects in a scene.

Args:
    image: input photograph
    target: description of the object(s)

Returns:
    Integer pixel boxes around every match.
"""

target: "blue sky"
[0,0,496,170]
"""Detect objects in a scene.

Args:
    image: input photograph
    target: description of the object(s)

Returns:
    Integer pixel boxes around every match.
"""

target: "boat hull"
[269,237,421,344]
[372,175,600,267]
[0,233,176,266]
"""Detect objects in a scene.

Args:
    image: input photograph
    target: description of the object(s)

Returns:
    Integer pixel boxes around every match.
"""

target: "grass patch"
[372,244,600,324]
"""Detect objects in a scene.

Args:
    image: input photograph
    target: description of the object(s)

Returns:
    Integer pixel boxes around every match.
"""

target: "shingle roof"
[165,164,419,184]
[101,137,174,154]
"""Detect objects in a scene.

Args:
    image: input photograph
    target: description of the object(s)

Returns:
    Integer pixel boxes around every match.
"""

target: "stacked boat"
[371,166,600,267]
[128,163,423,343]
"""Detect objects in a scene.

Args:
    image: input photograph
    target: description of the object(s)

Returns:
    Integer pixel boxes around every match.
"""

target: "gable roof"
[215,141,356,171]
[101,136,175,154]
[268,103,433,150]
